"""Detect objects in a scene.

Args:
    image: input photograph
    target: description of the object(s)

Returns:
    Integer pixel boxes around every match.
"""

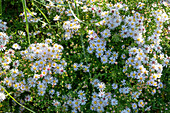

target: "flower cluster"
[90,79,119,112]
[72,62,90,72]
[63,19,81,40]
[87,30,119,64]
[95,3,122,29]
[19,11,41,23]
[0,32,9,51]
[21,39,66,75]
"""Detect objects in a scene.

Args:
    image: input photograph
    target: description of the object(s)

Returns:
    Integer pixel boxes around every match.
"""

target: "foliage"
[0,0,169,113]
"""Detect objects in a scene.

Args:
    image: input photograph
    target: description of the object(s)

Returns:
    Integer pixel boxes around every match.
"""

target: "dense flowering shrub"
[0,0,169,112]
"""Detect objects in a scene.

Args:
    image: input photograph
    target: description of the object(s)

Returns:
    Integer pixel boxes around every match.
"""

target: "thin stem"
[80,34,92,79]
[68,0,92,82]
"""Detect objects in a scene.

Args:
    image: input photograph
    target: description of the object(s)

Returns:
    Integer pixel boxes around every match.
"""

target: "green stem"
[74,0,79,18]
[0,85,35,113]
[68,0,92,83]
[22,0,30,45]
[80,33,92,79]
[0,0,2,19]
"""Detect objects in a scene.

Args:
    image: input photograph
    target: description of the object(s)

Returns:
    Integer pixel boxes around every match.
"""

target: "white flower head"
[25,95,31,102]
[112,83,118,89]
[53,15,60,21]
[98,91,105,97]
[98,82,106,91]
[111,98,118,106]
[12,43,21,50]
[138,100,145,107]
[0,92,6,102]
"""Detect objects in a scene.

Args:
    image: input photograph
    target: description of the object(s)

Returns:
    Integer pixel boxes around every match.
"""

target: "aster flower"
[97,82,106,91]
[0,92,6,102]
[65,84,72,89]
[138,100,145,108]
[38,89,46,96]
[49,89,55,95]
[112,83,118,89]
[25,95,31,102]
[53,15,60,21]
[98,91,105,98]
[12,43,21,50]
[132,103,138,109]
[53,100,61,107]
[111,98,118,106]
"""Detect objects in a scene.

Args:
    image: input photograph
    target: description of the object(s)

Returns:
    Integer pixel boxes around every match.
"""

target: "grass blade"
[68,1,84,24]
[0,0,2,19]
[34,0,67,7]
[74,0,79,18]
[22,0,30,44]
[33,1,50,24]
[67,1,103,25]
[0,85,35,113]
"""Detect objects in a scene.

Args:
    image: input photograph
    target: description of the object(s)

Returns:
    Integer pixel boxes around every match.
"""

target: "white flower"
[158,82,163,88]
[121,109,128,113]
[65,84,72,89]
[138,100,145,107]
[98,91,105,98]
[42,22,47,28]
[101,29,111,38]
[90,105,96,111]
[87,46,93,53]
[109,57,115,64]
[151,89,156,95]
[53,100,61,107]
[79,97,87,105]
[121,54,126,59]
[97,82,105,91]
[47,32,52,36]
[13,60,20,67]
[38,89,45,96]
[111,98,118,106]
[81,5,89,12]
[121,45,125,49]
[53,15,60,21]
[49,89,55,95]
[12,43,21,50]
[73,63,79,71]
[126,107,131,113]
[101,55,108,64]
[25,95,31,102]
[45,38,52,44]
[121,79,126,85]
[83,65,89,72]
[132,103,137,109]
[112,83,118,89]
[0,92,6,102]
[92,79,100,87]
[114,3,123,9]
